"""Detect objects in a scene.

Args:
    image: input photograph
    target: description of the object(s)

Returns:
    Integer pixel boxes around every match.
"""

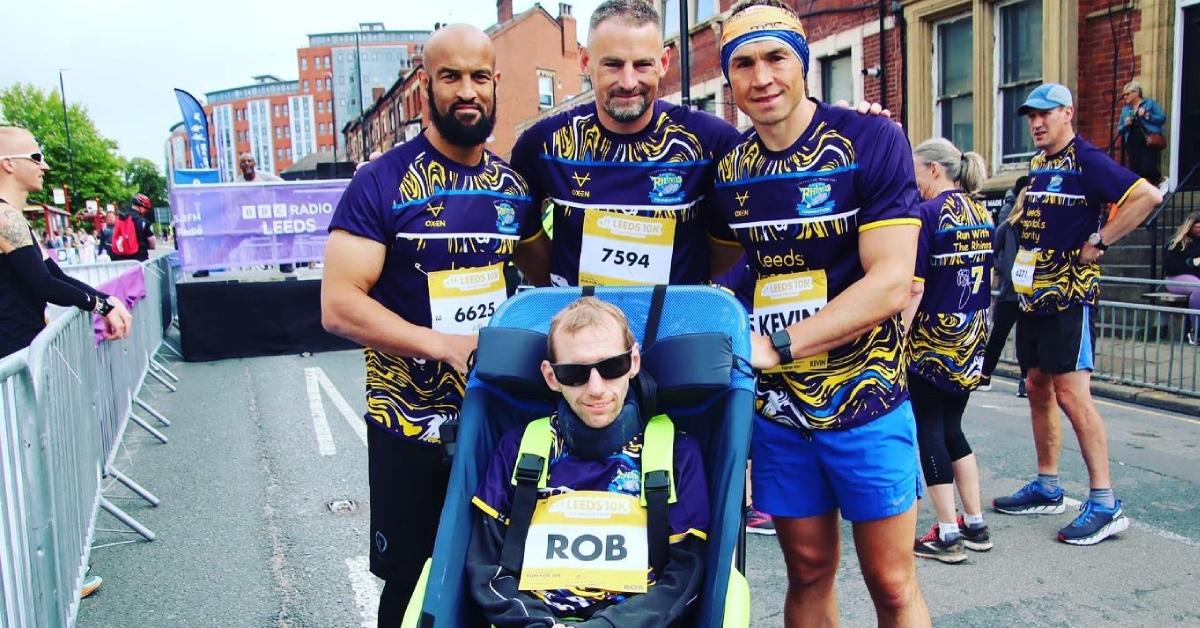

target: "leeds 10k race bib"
[518,491,649,593]
[753,270,829,372]
[1012,248,1036,296]
[427,262,507,334]
[578,210,675,286]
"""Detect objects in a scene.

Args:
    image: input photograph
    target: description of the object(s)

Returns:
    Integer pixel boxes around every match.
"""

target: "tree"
[0,83,132,209]
[124,157,167,208]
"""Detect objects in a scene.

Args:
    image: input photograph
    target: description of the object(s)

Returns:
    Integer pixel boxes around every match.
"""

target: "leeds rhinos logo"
[494,201,519,235]
[1047,175,1064,193]
[795,182,834,217]
[648,170,684,204]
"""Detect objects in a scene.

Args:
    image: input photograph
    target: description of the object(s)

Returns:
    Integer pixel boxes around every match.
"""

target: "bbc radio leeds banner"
[170,180,349,271]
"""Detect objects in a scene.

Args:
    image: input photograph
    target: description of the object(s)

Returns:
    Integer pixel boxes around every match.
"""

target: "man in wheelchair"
[467,297,709,627]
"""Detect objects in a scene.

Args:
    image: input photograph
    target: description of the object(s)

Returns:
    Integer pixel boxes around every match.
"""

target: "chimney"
[558,3,578,58]
[372,86,385,103]
[498,0,513,23]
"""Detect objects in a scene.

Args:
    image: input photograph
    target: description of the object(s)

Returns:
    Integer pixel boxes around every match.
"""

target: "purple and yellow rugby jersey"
[908,190,994,393]
[711,101,921,431]
[472,416,708,615]
[329,134,540,445]
[510,100,741,286]
[1015,136,1141,316]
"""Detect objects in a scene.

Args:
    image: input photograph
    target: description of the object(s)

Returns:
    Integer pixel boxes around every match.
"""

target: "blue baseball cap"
[1018,83,1073,115]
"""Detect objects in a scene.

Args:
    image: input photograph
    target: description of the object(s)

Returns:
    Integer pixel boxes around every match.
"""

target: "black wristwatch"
[769,330,794,365]
[94,294,114,316]
[1087,232,1109,251]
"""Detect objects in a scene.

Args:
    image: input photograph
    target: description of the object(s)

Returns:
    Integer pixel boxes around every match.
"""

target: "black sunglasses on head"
[550,349,633,387]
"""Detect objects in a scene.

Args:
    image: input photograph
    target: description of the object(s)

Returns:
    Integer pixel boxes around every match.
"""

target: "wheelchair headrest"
[473,326,734,409]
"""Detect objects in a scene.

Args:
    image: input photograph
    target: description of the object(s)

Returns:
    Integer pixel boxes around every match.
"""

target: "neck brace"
[557,397,644,461]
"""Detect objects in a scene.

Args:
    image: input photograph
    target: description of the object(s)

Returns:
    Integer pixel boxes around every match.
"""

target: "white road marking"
[346,555,381,627]
[1061,495,1200,549]
[305,368,337,456]
[314,367,368,447]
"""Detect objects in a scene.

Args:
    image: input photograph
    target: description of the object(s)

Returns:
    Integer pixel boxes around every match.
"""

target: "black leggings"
[909,374,973,487]
[983,300,1024,378]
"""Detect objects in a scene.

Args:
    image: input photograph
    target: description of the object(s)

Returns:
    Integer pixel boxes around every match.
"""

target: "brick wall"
[1075,1,1142,157]
[491,8,584,157]
[658,1,905,126]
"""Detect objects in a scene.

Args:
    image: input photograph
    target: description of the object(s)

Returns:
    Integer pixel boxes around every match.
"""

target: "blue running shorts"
[751,401,923,523]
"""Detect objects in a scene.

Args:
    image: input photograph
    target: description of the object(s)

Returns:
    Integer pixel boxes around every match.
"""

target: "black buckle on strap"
[644,469,670,493]
[514,453,544,484]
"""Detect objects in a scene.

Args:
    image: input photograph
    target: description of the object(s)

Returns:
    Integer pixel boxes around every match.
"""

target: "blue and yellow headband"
[720,5,810,81]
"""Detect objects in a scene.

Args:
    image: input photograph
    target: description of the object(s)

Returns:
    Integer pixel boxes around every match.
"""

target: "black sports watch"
[94,294,114,316]
[769,330,794,365]
[1087,232,1109,251]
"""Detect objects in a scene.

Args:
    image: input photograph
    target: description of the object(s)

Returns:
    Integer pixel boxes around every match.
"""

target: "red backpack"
[112,214,141,256]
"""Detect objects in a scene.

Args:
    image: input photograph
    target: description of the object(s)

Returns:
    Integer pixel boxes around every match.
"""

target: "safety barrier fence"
[998,282,1200,398]
[0,253,180,627]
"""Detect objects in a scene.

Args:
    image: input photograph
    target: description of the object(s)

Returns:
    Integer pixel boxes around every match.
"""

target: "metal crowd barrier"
[0,253,180,627]
[999,298,1200,398]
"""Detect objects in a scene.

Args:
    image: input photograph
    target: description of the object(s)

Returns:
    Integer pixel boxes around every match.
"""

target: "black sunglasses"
[550,350,633,387]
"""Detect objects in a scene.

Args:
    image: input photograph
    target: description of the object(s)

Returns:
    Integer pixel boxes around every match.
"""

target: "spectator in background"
[1117,80,1167,187]
[98,210,116,257]
[235,152,282,183]
[110,194,156,262]
[980,176,1029,397]
[1164,210,1200,345]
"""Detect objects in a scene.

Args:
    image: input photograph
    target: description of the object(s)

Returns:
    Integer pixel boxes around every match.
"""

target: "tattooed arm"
[0,204,35,253]
[0,204,132,339]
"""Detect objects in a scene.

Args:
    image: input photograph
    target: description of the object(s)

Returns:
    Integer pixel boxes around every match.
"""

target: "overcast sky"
[1,0,603,172]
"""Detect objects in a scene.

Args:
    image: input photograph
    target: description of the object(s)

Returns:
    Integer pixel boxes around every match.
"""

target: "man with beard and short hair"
[509,0,743,288]
[321,24,544,627]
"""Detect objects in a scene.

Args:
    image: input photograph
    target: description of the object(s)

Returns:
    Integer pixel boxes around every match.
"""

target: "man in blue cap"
[992,83,1162,545]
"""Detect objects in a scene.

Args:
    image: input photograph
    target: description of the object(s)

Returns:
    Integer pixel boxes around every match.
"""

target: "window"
[285,126,291,137]
[662,0,713,38]
[997,0,1042,164]
[325,78,332,91]
[316,80,322,92]
[663,0,680,38]
[324,55,331,67]
[303,79,310,92]
[538,72,555,109]
[693,94,717,115]
[301,57,308,70]
[820,51,854,106]
[935,16,973,151]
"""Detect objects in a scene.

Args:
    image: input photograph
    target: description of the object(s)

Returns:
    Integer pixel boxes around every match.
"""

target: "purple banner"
[169,180,349,271]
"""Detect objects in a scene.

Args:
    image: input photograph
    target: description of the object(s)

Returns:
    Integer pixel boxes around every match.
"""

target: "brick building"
[347,2,586,160]
[165,122,192,179]
[204,75,303,181]
[190,23,429,181]
[299,23,430,156]
[657,0,902,133]
[517,0,1196,194]
[345,66,426,161]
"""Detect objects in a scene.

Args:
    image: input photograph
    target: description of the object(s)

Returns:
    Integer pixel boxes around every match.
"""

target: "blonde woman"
[1164,210,1200,344]
[981,178,1030,397]
[903,138,994,563]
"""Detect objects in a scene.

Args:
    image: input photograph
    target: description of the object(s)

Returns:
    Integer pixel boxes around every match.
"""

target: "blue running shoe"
[992,480,1065,515]
[1058,499,1129,546]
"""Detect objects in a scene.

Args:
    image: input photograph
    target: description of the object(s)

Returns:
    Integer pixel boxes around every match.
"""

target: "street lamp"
[58,69,78,207]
